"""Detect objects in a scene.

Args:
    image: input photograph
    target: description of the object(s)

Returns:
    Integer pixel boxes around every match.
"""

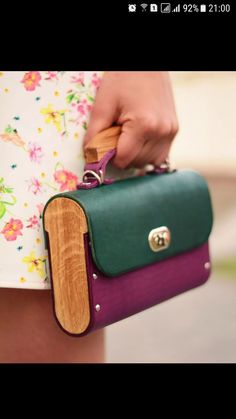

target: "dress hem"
[0,278,51,290]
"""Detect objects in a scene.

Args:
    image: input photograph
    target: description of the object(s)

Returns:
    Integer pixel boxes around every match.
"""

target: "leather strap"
[78,126,171,189]
[78,149,116,189]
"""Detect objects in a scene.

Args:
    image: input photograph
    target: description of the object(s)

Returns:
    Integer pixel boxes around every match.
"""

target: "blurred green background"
[106,72,236,363]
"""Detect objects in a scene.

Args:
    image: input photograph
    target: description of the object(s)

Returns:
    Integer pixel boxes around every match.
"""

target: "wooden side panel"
[44,197,90,335]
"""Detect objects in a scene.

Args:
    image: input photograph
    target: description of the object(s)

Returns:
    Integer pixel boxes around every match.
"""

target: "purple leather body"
[82,235,211,335]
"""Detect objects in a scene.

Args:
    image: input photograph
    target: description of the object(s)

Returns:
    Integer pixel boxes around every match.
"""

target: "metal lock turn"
[148,226,171,252]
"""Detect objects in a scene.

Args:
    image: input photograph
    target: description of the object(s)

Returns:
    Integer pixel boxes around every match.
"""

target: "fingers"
[131,137,170,168]
[151,138,172,167]
[83,84,118,147]
[112,122,145,169]
[113,116,178,169]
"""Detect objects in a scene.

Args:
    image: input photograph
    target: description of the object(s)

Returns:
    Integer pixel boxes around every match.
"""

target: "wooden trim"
[84,125,121,163]
[44,197,90,335]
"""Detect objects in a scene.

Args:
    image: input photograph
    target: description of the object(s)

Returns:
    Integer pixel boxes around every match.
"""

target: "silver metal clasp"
[82,169,104,185]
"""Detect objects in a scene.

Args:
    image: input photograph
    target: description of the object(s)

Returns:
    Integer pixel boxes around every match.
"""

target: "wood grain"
[44,197,90,335]
[85,125,121,163]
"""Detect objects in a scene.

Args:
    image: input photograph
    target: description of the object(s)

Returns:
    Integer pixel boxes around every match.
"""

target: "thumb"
[83,91,118,147]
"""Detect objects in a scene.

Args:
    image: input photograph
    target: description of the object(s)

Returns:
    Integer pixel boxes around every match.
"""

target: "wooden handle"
[84,126,121,164]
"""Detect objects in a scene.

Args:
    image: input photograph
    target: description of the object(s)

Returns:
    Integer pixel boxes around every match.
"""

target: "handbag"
[42,126,213,336]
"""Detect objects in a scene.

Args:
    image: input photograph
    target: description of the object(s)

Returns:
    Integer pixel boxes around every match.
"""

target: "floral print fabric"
[0,71,103,289]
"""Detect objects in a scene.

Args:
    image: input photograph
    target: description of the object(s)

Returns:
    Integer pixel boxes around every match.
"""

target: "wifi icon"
[141,3,148,11]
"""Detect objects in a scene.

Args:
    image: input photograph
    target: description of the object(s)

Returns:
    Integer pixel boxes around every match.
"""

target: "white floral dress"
[0,71,104,289]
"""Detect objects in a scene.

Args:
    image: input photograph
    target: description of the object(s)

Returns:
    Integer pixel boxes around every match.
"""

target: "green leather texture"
[43,170,213,277]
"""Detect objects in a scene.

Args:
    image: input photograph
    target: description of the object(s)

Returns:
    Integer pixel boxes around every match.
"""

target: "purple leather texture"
[85,149,116,173]
[84,235,211,334]
[77,149,116,189]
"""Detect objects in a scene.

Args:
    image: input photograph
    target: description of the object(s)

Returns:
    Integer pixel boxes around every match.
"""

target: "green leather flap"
[43,170,213,277]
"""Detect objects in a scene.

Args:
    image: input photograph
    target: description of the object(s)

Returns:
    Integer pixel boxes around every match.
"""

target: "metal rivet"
[93,273,98,280]
[204,262,211,270]
[95,304,101,312]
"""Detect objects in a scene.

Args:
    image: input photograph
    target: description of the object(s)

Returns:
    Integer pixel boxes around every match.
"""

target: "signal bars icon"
[172,4,180,12]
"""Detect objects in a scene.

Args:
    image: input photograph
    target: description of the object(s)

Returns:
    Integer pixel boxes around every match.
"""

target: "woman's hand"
[84,72,178,169]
